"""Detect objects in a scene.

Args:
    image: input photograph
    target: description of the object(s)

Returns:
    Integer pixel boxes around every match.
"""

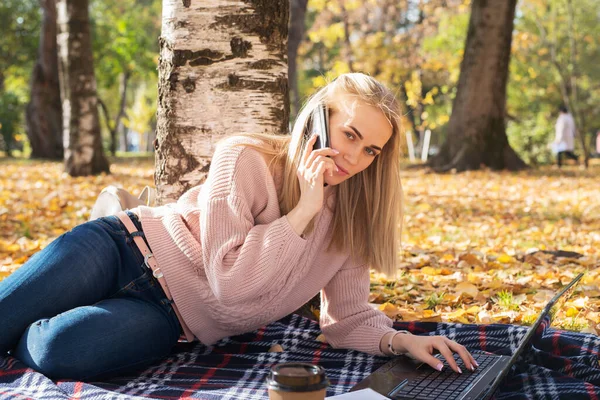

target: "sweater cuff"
[277,215,308,260]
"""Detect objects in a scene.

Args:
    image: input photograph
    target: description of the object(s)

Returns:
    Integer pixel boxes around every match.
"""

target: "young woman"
[0,73,477,381]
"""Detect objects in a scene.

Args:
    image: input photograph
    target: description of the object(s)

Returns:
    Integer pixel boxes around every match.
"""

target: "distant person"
[552,105,578,167]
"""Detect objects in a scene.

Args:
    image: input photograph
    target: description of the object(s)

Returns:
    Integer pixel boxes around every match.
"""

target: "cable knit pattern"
[134,137,396,355]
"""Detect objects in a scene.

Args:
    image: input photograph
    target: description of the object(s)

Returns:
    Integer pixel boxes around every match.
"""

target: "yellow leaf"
[446,308,466,320]
[315,334,327,343]
[0,242,20,253]
[420,311,442,322]
[566,307,579,318]
[497,254,514,263]
[465,305,480,315]
[378,302,400,318]
[455,282,479,298]
[399,309,420,321]
[421,266,437,275]
[440,254,454,262]
[416,203,431,212]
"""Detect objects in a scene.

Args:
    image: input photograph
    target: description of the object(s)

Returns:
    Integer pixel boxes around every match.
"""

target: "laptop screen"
[483,272,584,399]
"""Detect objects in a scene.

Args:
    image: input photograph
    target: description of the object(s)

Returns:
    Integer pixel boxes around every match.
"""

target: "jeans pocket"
[114,269,156,296]
[159,298,176,316]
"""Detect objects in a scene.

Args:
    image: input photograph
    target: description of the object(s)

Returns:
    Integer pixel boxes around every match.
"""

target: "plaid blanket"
[0,314,598,399]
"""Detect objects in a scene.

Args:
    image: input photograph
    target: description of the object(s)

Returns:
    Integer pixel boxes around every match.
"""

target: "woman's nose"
[344,149,359,166]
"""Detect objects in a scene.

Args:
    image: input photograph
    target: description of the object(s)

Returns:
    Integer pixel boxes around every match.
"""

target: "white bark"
[156,0,289,203]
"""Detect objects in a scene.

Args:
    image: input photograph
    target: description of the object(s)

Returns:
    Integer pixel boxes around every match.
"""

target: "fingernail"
[474,360,479,367]
[436,363,443,371]
[457,367,462,374]
[471,365,475,371]
[332,149,340,154]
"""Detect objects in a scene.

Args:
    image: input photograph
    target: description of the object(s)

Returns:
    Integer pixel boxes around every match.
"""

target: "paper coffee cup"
[266,363,329,400]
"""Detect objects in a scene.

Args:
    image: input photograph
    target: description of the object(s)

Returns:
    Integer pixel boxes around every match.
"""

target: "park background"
[0,0,599,335]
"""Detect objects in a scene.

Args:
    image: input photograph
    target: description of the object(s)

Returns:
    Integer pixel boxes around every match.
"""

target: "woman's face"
[324,101,393,186]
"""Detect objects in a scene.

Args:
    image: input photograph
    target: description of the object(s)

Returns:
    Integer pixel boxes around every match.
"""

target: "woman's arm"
[320,261,397,355]
[321,261,477,373]
[200,144,310,306]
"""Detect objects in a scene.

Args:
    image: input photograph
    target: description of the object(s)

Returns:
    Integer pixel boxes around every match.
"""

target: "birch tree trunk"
[57,0,109,176]
[25,0,63,160]
[155,0,289,204]
[428,0,527,172]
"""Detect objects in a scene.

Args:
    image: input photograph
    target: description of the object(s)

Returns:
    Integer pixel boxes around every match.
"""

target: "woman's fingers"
[305,147,339,170]
[301,134,318,166]
[434,340,461,373]
[312,147,340,158]
[406,336,477,374]
[308,155,337,177]
[445,339,476,372]
[314,160,336,182]
[419,353,445,373]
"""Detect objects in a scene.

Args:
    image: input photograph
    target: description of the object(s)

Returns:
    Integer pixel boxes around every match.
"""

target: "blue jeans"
[0,213,182,380]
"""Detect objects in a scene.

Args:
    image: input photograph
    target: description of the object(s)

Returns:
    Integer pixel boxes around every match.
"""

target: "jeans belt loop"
[115,212,195,342]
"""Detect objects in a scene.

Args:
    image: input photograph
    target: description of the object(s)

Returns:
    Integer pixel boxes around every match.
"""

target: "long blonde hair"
[229,73,403,277]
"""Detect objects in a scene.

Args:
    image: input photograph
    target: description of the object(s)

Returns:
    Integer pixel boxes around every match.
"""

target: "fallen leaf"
[269,344,284,353]
[455,282,479,298]
[378,302,401,318]
[315,334,327,343]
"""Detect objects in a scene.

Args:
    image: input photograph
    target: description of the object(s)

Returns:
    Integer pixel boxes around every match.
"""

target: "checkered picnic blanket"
[0,314,598,399]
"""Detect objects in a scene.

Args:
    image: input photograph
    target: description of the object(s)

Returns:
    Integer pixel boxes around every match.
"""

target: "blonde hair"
[228,73,403,277]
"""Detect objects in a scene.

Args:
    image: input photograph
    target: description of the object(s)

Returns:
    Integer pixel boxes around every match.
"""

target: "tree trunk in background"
[57,0,109,176]
[117,71,130,154]
[428,0,527,172]
[155,0,289,204]
[26,0,63,160]
[288,0,308,120]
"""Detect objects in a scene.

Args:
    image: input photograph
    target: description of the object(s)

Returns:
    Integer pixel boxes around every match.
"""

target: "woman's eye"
[365,148,376,156]
[344,131,354,139]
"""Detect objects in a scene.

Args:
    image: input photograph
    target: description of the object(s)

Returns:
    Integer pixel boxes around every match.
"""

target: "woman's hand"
[297,134,339,214]
[396,334,479,373]
[286,135,339,236]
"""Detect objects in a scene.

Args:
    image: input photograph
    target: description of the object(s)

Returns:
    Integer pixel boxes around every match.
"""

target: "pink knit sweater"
[135,137,395,355]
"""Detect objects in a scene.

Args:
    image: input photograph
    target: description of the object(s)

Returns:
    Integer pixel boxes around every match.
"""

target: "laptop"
[351,273,584,400]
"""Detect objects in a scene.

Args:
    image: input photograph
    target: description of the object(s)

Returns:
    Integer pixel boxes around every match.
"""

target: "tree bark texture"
[428,0,527,172]
[25,0,63,160]
[288,0,308,120]
[57,0,109,176]
[155,0,289,204]
[99,72,130,156]
[117,72,130,154]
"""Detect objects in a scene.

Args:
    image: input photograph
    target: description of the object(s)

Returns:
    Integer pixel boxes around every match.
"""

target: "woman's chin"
[324,174,346,186]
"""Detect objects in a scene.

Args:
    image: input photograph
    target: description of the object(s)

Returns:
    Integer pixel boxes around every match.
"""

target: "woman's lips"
[335,163,349,175]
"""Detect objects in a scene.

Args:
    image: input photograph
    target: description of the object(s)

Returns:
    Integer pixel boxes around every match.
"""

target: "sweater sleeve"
[200,143,309,306]
[320,259,396,356]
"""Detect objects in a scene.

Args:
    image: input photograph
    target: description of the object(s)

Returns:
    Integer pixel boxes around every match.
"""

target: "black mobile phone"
[309,103,330,150]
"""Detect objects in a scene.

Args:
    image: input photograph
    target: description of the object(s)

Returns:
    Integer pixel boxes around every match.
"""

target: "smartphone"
[309,103,330,150]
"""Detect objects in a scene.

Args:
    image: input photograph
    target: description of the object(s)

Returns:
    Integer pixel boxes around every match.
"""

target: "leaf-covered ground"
[1,158,599,334]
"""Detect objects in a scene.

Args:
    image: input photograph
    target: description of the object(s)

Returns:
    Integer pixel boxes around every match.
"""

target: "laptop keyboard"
[390,353,498,400]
